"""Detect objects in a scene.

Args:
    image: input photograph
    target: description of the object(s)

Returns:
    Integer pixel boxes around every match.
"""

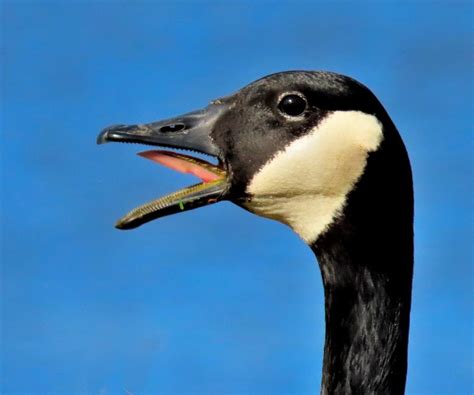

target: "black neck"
[312,242,412,394]
[312,130,414,394]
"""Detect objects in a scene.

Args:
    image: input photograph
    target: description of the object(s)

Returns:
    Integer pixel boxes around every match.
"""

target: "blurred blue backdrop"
[1,1,472,394]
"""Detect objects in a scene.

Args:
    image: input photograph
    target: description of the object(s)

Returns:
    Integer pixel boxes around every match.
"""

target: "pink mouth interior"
[138,150,221,183]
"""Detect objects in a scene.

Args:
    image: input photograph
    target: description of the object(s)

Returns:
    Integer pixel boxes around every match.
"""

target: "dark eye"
[278,94,307,117]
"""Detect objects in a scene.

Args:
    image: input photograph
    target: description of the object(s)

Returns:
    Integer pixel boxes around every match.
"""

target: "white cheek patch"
[245,111,383,243]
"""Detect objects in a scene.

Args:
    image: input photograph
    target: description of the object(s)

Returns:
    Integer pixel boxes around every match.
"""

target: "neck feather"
[313,240,412,394]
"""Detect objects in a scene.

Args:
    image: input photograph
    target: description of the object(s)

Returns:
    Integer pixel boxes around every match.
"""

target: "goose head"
[98,70,410,246]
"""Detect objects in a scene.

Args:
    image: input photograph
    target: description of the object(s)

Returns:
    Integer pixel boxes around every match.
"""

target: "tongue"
[138,150,221,183]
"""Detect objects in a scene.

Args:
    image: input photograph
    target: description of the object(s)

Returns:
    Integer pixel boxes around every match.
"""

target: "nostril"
[160,123,185,133]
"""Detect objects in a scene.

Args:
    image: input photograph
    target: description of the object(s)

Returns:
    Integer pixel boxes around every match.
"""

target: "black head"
[98,70,411,245]
[209,71,392,198]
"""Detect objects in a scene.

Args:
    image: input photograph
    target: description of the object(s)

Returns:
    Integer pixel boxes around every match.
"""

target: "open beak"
[97,103,229,230]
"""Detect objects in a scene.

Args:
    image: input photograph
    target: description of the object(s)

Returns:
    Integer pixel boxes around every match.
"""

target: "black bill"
[97,103,229,229]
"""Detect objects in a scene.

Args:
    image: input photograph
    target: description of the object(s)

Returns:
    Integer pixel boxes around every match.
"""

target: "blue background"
[2,1,472,394]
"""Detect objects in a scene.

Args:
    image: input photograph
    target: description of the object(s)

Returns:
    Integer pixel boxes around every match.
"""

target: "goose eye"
[278,94,307,117]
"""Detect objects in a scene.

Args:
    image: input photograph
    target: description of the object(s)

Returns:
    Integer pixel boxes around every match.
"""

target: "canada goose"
[98,71,413,394]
